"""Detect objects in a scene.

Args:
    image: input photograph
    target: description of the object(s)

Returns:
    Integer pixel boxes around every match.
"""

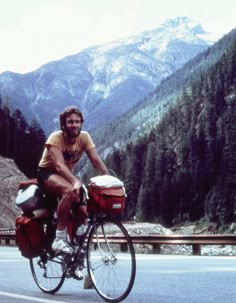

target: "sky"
[0,0,235,74]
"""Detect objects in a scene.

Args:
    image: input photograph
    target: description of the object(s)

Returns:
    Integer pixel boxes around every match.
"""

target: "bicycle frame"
[72,215,112,266]
[30,185,136,302]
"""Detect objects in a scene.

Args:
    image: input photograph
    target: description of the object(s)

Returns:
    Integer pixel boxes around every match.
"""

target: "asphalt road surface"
[1,246,236,303]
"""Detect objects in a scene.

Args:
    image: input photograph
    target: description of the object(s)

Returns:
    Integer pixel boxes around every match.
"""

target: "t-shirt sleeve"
[84,132,96,151]
[45,132,63,150]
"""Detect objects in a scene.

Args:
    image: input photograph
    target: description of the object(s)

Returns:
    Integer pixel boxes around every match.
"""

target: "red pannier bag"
[87,175,126,216]
[15,215,45,259]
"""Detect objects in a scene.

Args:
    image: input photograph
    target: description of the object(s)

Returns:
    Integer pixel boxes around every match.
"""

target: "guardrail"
[0,229,16,245]
[1,229,236,255]
[111,234,236,255]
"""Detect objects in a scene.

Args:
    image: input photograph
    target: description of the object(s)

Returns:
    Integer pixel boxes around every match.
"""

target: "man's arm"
[86,148,109,175]
[48,146,81,192]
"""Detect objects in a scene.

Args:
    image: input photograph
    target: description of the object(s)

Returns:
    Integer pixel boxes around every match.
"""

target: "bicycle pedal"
[54,251,69,258]
[74,268,84,280]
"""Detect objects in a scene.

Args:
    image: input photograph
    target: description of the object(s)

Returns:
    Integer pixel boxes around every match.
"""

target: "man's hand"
[72,179,82,195]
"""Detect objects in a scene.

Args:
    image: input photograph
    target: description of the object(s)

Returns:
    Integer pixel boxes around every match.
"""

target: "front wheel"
[87,219,136,302]
[30,252,66,294]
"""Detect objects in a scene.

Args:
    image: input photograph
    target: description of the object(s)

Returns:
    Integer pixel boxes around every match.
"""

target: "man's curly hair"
[59,107,84,130]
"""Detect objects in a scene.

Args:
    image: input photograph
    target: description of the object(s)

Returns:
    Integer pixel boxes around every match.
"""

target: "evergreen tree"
[25,119,46,178]
[137,141,157,220]
[12,109,29,171]
[124,140,147,219]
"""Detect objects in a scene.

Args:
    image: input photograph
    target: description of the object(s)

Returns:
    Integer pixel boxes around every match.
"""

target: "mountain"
[103,29,236,225]
[0,16,215,134]
[91,28,236,155]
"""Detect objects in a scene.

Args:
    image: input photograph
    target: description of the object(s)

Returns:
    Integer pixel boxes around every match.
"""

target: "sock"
[55,228,67,240]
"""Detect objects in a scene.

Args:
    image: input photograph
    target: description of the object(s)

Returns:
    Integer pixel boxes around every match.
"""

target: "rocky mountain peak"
[0,17,215,134]
[163,16,197,28]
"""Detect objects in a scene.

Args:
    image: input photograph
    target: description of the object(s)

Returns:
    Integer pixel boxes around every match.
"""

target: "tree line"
[1,29,235,229]
[0,99,46,178]
[91,29,236,156]
[105,31,236,227]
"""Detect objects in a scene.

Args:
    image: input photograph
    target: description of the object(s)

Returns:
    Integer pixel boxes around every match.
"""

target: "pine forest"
[0,29,236,228]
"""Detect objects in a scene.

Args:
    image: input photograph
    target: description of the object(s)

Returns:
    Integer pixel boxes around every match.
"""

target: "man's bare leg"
[44,174,80,254]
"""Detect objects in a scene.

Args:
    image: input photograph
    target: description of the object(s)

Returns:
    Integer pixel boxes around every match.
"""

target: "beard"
[64,126,81,140]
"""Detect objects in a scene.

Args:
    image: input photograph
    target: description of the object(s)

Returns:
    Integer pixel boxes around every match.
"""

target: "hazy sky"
[0,0,235,74]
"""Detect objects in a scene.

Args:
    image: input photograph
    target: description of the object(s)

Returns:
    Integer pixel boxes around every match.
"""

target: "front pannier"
[87,175,126,216]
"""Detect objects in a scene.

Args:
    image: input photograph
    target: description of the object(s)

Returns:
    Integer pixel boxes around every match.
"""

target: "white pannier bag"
[16,182,45,214]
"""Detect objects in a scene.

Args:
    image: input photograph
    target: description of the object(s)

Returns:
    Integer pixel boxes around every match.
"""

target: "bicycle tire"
[30,252,66,294]
[87,218,136,302]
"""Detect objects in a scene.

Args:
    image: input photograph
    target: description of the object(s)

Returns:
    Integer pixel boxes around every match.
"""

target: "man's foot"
[52,238,74,255]
[74,267,84,280]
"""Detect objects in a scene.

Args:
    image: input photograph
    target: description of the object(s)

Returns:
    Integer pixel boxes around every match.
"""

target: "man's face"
[63,113,82,138]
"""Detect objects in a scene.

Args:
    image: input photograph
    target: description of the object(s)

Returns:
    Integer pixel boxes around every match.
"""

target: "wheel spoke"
[87,219,136,302]
[30,252,66,294]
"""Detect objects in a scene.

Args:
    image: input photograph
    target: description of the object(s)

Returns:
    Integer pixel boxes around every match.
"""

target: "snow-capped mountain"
[0,17,215,133]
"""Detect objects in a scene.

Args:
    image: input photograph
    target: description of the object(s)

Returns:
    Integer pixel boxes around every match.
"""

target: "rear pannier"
[15,215,45,258]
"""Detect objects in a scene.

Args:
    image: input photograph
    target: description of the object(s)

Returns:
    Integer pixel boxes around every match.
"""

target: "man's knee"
[61,190,78,203]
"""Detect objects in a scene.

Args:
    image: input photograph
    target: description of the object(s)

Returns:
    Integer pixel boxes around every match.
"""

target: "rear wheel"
[30,252,66,294]
[87,219,136,302]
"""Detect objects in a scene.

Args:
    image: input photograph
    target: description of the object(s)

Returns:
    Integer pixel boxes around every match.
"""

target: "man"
[37,106,109,255]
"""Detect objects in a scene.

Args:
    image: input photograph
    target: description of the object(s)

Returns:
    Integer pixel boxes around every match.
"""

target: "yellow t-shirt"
[39,130,95,170]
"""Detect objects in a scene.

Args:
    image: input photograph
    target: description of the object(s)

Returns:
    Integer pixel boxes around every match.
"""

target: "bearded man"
[37,107,109,255]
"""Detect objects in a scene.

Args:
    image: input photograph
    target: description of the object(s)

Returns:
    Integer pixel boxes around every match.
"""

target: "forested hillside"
[0,102,46,178]
[104,31,236,227]
[1,29,235,229]
[92,29,236,154]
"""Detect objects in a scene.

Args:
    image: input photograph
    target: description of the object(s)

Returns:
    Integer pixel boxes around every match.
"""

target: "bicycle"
[29,178,136,303]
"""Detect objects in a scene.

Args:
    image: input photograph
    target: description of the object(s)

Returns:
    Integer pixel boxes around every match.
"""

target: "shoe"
[52,238,74,255]
[74,267,84,280]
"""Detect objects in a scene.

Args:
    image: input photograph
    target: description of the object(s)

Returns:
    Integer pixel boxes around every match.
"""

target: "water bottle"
[74,220,88,244]
[76,224,87,236]
[74,244,86,280]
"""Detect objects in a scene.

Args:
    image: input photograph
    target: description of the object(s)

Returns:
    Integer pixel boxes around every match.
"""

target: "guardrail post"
[121,243,128,252]
[153,243,161,254]
[192,244,201,255]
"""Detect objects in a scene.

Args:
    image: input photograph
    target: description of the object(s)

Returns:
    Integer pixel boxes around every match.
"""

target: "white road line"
[0,259,26,262]
[0,291,68,303]
[0,252,20,255]
[135,255,236,260]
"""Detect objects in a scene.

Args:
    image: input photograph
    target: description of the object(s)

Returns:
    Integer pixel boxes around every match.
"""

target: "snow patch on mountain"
[0,16,216,133]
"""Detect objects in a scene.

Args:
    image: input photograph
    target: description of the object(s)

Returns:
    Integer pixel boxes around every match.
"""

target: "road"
[1,246,236,303]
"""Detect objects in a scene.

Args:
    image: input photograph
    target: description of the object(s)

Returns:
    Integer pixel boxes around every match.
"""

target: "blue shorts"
[37,167,59,189]
[37,167,86,207]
